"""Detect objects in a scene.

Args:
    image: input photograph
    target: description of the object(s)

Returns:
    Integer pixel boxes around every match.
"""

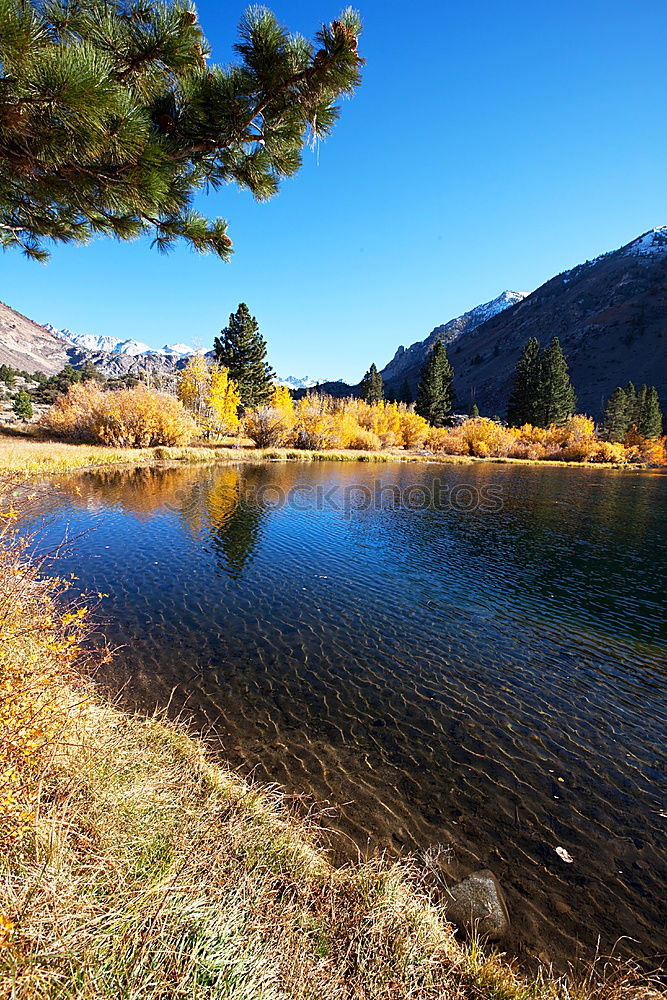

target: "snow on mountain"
[45,324,196,358]
[624,226,667,257]
[464,290,525,326]
[274,375,332,390]
[160,343,200,357]
[380,289,525,386]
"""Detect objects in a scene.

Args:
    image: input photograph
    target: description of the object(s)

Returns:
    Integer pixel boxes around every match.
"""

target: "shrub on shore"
[243,395,666,466]
[41,382,197,447]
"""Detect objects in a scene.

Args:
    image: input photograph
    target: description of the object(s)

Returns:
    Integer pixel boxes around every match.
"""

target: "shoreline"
[2,465,664,998]
[0,432,653,477]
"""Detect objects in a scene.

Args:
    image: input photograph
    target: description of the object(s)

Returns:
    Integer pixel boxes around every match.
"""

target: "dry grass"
[0,431,646,478]
[0,480,662,1000]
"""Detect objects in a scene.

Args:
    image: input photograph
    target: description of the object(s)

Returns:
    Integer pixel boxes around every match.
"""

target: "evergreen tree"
[601,386,630,442]
[359,363,384,403]
[0,364,15,388]
[13,388,33,421]
[213,304,274,409]
[624,382,637,426]
[537,337,576,426]
[506,337,541,426]
[470,403,480,418]
[0,2,363,261]
[79,362,103,382]
[638,386,663,438]
[415,340,454,427]
[633,384,648,431]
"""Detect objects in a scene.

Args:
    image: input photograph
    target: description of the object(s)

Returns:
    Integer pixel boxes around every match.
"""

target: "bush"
[346,427,382,451]
[41,383,197,447]
[245,406,294,448]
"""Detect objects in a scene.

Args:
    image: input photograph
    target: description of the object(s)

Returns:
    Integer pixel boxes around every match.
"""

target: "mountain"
[46,325,196,358]
[313,228,667,418]
[310,291,526,400]
[380,290,525,386]
[0,301,73,375]
[274,375,333,391]
[438,226,667,418]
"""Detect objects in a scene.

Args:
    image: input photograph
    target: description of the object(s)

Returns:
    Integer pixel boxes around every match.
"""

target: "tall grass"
[0,479,662,999]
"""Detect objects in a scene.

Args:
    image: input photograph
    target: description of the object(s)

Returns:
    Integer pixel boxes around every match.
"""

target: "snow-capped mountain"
[44,324,196,358]
[623,225,667,257]
[274,375,332,390]
[380,290,525,385]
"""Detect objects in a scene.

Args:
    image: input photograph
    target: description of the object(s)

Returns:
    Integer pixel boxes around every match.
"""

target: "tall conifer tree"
[537,337,576,426]
[0,2,363,260]
[415,340,454,426]
[506,337,540,426]
[398,378,412,404]
[624,382,637,426]
[359,363,384,403]
[639,386,663,438]
[601,387,630,442]
[214,304,274,409]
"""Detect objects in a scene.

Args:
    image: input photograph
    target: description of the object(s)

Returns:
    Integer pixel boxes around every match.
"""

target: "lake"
[30,460,667,970]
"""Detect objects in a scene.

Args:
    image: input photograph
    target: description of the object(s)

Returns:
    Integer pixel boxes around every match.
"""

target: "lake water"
[30,460,667,970]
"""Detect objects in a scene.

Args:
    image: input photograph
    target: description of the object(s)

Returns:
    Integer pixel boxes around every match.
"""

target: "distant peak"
[623,226,667,257]
[464,290,525,325]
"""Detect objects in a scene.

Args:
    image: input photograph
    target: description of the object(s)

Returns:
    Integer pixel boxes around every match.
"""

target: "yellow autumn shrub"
[42,383,197,447]
[0,481,89,847]
[245,405,294,447]
[177,357,240,437]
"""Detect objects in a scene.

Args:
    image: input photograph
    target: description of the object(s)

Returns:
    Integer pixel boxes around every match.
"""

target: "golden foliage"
[425,414,666,466]
[41,382,197,447]
[240,393,665,465]
[178,357,240,437]
[244,385,295,447]
[0,481,89,846]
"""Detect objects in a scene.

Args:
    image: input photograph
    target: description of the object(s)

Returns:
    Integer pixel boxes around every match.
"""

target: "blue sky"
[3,0,666,381]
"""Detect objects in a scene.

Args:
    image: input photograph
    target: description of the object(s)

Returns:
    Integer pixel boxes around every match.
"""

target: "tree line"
[358,335,663,437]
[5,303,664,444]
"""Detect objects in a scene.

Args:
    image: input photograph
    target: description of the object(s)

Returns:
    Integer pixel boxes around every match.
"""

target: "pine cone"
[331,19,358,52]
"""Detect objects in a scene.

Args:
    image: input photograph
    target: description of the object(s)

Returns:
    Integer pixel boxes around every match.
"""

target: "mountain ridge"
[1,227,665,419]
[313,227,667,418]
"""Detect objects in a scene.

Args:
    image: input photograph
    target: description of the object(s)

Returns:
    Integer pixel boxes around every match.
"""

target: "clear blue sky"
[3,0,666,381]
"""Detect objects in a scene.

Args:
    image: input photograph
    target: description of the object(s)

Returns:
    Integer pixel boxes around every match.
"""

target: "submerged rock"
[442,869,510,940]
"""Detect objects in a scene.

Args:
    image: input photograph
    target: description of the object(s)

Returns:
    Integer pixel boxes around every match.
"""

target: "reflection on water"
[31,461,667,970]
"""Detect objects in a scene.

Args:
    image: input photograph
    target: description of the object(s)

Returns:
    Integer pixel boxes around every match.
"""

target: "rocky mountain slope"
[0,301,73,375]
[440,226,667,418]
[0,302,330,387]
[381,291,525,386]
[315,228,667,418]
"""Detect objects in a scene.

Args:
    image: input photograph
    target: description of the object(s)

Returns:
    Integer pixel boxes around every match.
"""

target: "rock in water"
[442,869,510,940]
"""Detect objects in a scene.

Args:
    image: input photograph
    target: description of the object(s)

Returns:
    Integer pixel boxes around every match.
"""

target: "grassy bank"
[0,431,647,476]
[1,484,662,999]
